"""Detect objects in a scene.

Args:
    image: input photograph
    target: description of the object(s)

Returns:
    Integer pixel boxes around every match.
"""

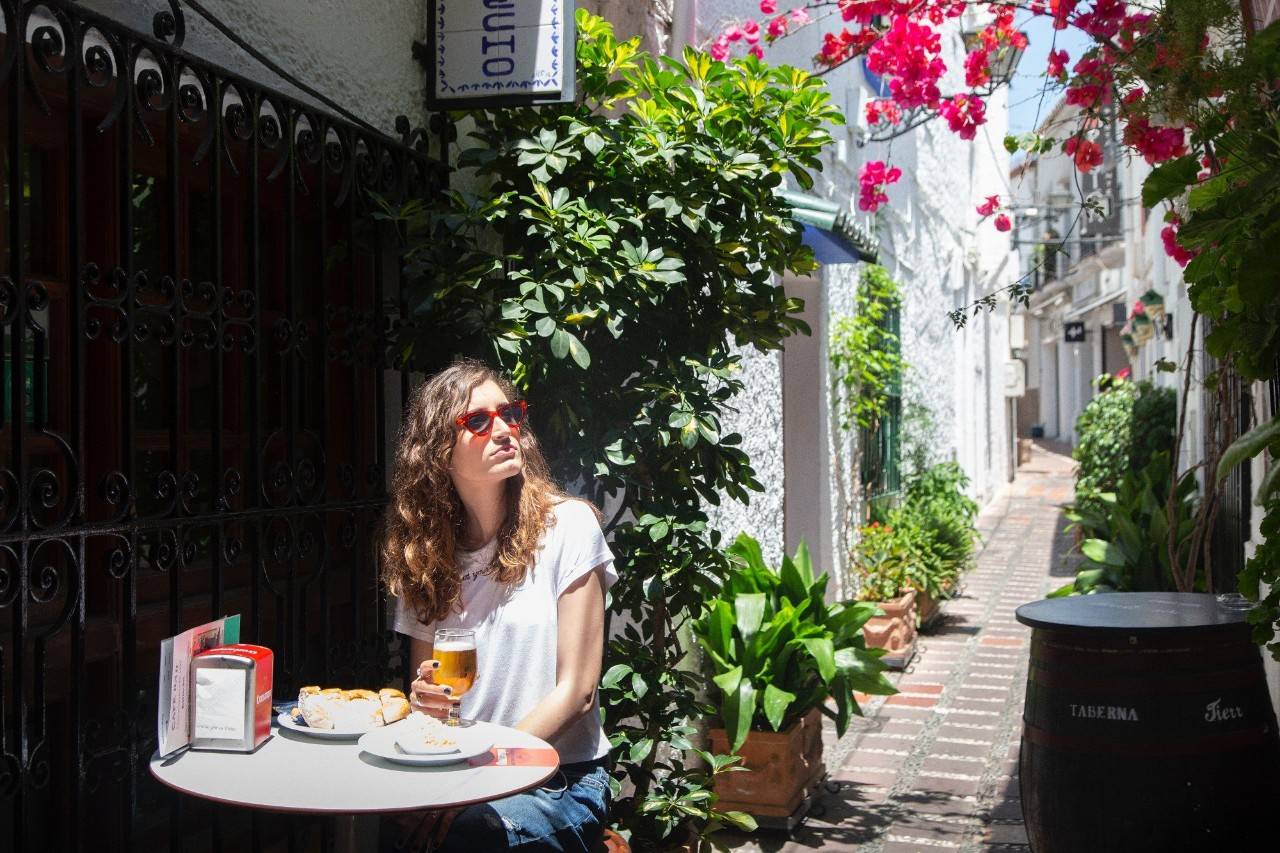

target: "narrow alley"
[729,442,1076,853]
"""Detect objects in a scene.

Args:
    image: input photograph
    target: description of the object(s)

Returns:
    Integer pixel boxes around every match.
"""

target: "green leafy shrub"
[382,11,844,846]
[1072,376,1176,519]
[1053,452,1199,595]
[692,534,895,753]
[858,463,979,602]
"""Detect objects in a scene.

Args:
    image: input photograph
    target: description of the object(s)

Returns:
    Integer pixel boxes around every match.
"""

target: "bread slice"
[380,688,410,724]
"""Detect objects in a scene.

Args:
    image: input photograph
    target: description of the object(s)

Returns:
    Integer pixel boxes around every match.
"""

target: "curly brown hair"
[381,358,568,625]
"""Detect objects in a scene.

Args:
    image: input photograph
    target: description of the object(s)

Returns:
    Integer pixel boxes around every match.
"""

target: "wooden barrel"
[1015,593,1280,852]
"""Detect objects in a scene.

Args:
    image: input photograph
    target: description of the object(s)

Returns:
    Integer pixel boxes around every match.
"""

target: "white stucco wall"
[703,346,787,567]
[693,2,1016,588]
[81,0,429,133]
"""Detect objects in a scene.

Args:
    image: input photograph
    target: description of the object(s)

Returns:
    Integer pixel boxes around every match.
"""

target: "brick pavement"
[724,441,1076,853]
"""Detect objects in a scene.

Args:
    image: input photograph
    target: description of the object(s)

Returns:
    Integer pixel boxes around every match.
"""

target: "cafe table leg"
[330,814,377,853]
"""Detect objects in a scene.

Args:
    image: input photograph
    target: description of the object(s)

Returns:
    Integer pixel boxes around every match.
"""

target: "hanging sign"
[1064,321,1086,343]
[428,0,576,109]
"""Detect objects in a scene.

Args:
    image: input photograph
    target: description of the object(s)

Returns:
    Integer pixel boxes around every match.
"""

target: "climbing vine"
[829,264,903,434]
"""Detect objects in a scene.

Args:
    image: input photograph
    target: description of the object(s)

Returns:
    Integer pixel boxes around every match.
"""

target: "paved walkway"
[726,441,1076,852]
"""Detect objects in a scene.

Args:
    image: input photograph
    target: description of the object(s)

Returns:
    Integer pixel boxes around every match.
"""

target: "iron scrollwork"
[1,0,439,849]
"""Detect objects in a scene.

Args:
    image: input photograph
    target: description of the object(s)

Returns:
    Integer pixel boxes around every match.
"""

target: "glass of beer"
[433,628,477,726]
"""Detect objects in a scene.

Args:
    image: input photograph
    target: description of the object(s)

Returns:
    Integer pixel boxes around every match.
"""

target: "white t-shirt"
[391,499,617,764]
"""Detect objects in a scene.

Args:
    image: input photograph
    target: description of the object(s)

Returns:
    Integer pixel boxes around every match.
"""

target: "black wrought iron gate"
[0,2,439,850]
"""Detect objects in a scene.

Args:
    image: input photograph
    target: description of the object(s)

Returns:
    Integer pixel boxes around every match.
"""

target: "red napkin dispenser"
[191,644,274,751]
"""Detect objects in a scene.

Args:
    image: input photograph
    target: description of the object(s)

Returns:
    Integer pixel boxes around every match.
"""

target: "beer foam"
[434,640,476,652]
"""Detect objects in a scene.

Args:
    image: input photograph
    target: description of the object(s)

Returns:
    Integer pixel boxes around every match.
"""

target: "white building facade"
[684,2,1019,595]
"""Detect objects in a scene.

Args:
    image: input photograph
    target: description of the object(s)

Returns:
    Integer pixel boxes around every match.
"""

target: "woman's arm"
[515,566,606,743]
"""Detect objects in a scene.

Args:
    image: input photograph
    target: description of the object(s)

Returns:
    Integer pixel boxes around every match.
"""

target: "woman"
[382,358,616,852]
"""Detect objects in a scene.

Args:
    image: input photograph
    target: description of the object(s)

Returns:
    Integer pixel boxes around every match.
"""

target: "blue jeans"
[386,757,611,852]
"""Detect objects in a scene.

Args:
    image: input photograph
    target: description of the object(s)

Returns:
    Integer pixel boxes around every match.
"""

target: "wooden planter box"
[708,707,825,820]
[863,590,917,669]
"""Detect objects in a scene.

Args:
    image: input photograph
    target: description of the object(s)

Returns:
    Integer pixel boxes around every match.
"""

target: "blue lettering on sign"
[484,12,515,32]
[481,32,516,78]
[436,0,563,96]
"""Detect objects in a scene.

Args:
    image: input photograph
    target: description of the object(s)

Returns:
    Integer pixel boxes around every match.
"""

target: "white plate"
[359,723,493,766]
[276,711,383,740]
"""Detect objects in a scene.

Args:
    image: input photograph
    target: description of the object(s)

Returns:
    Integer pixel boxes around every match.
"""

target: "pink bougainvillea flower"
[867,16,946,109]
[838,0,884,24]
[994,213,1012,232]
[710,36,731,62]
[1122,117,1187,165]
[759,0,778,13]
[1161,217,1198,266]
[858,160,902,213]
[976,195,1001,216]
[818,26,878,67]
[742,19,761,44]
[1064,137,1104,172]
[1066,55,1114,108]
[725,25,743,42]
[790,8,811,25]
[1075,0,1126,39]
[1121,87,1145,106]
[939,94,987,141]
[768,14,789,39]
[1047,49,1070,81]
[965,49,991,87]
[1049,0,1078,30]
[748,43,765,59]
[865,98,903,126]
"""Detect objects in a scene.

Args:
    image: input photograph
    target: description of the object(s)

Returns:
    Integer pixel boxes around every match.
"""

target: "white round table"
[150,720,559,852]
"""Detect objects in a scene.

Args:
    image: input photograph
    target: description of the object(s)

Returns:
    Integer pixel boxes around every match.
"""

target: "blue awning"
[779,190,879,265]
[801,223,868,265]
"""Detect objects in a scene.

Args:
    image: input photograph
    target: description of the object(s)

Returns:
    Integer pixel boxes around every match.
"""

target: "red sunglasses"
[455,400,528,436]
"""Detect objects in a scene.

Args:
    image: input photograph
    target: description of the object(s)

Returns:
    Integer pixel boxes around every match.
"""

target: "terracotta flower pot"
[707,707,825,820]
[601,827,631,852]
[862,589,917,669]
[917,589,941,630]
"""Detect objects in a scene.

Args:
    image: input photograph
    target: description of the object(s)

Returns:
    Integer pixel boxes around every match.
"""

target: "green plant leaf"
[1141,155,1199,208]
[800,636,836,683]
[722,674,757,753]
[1081,538,1126,567]
[762,683,796,731]
[734,593,767,644]
[719,811,758,832]
[728,533,769,573]
[1218,414,1280,484]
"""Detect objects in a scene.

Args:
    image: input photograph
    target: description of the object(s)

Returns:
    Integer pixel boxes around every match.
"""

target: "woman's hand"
[409,659,459,720]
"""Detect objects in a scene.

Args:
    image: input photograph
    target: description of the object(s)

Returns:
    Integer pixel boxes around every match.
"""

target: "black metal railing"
[0,2,441,850]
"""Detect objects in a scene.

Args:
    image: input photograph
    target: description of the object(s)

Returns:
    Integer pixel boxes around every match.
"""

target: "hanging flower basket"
[1121,331,1138,360]
[1139,289,1166,322]
[1132,313,1154,344]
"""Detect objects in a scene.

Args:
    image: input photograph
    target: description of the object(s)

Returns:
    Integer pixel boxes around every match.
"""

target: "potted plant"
[893,463,980,630]
[850,521,918,668]
[692,533,896,821]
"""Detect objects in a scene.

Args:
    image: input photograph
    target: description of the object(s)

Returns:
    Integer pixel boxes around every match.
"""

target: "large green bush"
[1072,377,1175,517]
[382,12,842,847]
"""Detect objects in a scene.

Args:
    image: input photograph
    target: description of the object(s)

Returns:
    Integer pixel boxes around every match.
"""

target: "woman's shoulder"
[550,496,603,528]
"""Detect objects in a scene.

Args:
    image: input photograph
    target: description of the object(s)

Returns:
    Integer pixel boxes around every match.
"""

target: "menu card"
[157,614,241,757]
